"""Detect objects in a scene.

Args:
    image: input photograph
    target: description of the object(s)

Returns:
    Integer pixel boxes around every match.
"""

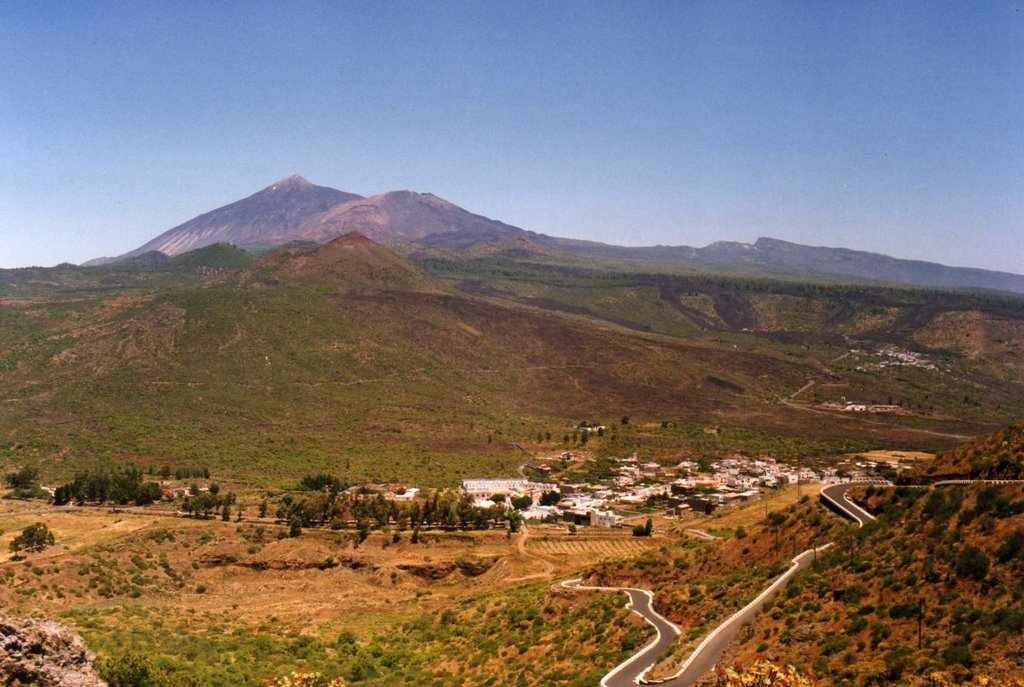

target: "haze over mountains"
[87,174,1024,295]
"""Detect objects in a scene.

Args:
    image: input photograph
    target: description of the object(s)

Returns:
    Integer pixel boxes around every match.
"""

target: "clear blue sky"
[1,1,1022,271]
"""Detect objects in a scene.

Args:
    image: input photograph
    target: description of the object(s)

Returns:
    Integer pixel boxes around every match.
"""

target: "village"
[451,448,896,530]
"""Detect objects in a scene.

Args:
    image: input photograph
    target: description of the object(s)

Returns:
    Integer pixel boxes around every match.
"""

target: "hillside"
[297,190,525,245]
[695,238,1024,295]
[242,232,433,290]
[918,422,1024,480]
[720,482,1024,684]
[5,235,1024,487]
[585,477,1024,684]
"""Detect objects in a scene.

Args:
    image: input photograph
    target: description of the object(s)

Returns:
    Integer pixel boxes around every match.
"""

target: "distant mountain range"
[86,174,1024,295]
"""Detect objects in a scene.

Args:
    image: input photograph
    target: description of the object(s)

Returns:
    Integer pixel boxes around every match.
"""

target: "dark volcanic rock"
[0,616,106,687]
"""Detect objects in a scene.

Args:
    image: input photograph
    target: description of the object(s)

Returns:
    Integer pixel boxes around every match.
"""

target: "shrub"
[269,673,345,687]
[98,652,193,687]
[632,518,653,537]
[941,643,974,667]
[9,523,54,553]
[819,633,850,656]
[997,529,1024,563]
[955,546,990,581]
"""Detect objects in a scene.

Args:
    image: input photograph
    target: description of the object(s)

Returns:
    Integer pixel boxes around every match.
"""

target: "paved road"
[568,482,880,686]
[819,483,877,527]
[562,579,680,687]
[685,528,719,541]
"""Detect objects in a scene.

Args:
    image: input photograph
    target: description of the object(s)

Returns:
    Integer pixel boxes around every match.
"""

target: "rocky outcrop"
[397,557,497,580]
[0,616,106,687]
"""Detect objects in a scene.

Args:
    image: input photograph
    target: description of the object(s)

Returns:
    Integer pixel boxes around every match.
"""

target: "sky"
[1,1,1022,271]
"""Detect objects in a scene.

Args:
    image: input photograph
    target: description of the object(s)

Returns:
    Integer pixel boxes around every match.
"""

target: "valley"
[1,179,1023,687]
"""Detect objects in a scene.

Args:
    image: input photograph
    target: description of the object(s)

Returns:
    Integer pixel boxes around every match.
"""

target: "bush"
[98,652,193,687]
[997,529,1024,563]
[632,517,653,537]
[818,633,850,656]
[269,673,345,687]
[298,474,345,492]
[941,643,974,667]
[955,546,990,581]
[9,523,54,553]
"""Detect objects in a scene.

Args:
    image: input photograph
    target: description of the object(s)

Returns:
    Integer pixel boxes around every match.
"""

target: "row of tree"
[181,488,239,520]
[53,467,164,506]
[277,489,511,534]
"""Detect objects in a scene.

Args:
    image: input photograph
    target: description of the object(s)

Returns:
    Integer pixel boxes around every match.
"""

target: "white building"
[461,478,556,498]
[589,509,623,528]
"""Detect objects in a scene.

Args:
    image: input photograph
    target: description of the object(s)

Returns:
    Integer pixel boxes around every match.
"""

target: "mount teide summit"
[96,174,1024,294]
[102,174,523,263]
[106,174,360,262]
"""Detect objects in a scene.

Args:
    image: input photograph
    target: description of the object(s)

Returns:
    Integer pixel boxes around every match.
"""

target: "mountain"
[120,174,362,259]
[295,190,525,246]
[696,237,1024,294]
[100,174,1024,295]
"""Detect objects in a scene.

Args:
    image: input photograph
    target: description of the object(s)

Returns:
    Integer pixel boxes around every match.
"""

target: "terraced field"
[527,534,657,560]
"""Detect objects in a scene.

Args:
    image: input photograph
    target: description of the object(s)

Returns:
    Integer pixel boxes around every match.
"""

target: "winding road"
[567,482,876,686]
[819,483,877,527]
[561,579,680,687]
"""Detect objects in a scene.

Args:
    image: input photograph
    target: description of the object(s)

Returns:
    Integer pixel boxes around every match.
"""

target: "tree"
[299,473,344,492]
[540,490,561,506]
[5,466,39,490]
[10,522,54,553]
[633,517,653,537]
[508,510,523,534]
[510,495,533,510]
[621,416,630,425]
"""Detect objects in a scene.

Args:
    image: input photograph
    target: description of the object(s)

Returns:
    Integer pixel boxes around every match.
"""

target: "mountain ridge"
[93,174,1024,295]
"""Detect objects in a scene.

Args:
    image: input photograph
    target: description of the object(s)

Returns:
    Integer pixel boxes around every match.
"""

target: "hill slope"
[919,422,1024,480]
[297,190,525,246]
[243,231,433,290]
[701,237,1024,295]
[586,448,1024,684]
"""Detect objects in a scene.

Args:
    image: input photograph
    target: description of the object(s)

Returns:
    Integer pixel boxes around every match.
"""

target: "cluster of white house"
[851,346,938,372]
[458,450,889,528]
[459,478,623,528]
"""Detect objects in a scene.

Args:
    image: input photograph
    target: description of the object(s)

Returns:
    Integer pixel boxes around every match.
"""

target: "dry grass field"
[0,497,661,685]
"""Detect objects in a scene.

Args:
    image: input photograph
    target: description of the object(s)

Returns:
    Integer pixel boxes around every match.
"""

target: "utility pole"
[918,597,924,649]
